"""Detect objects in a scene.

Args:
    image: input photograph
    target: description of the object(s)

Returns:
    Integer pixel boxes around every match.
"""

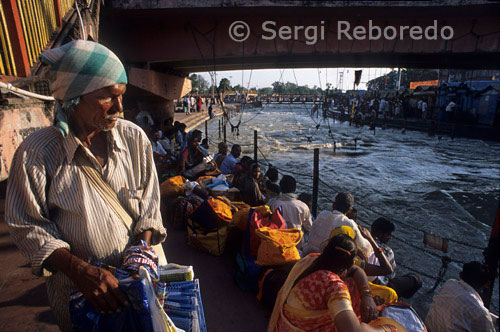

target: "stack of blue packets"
[163,280,207,332]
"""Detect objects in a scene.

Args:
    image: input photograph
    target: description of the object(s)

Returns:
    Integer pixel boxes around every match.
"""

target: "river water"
[199,103,500,315]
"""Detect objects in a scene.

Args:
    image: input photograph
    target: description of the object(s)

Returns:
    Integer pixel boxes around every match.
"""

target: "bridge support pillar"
[126,67,191,125]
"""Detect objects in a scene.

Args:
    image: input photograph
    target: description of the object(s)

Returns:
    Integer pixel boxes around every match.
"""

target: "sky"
[195,67,394,91]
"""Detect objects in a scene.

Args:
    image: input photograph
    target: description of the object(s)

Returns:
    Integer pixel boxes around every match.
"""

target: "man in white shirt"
[219,144,241,174]
[159,129,177,164]
[268,176,312,248]
[426,261,496,332]
[421,100,428,119]
[445,100,456,122]
[151,130,167,157]
[303,192,372,259]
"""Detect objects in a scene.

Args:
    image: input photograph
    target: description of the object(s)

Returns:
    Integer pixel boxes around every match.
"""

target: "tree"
[233,84,245,93]
[189,74,209,93]
[284,82,298,93]
[272,81,285,94]
[218,78,231,92]
[258,87,273,95]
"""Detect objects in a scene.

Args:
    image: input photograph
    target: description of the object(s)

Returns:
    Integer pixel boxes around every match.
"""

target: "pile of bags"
[160,174,305,298]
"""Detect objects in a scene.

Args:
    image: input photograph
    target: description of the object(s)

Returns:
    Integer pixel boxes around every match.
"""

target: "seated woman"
[268,234,403,332]
[239,162,265,206]
[179,130,210,180]
[330,226,394,282]
[330,226,398,306]
[232,156,253,189]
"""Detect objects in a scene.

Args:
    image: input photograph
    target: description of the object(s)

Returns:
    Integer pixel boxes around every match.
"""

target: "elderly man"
[303,192,372,259]
[5,40,166,332]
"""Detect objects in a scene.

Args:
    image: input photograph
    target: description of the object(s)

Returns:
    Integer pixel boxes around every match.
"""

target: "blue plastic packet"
[70,277,154,332]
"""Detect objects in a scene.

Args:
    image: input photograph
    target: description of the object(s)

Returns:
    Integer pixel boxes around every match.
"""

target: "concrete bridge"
[101,0,500,73]
[97,0,500,132]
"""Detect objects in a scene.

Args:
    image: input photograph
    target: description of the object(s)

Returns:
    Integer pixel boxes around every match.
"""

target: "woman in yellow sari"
[268,234,403,332]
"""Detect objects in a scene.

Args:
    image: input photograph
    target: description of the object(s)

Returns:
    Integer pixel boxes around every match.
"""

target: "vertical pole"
[2,0,30,76]
[397,68,402,91]
[312,148,319,218]
[53,0,62,27]
[253,130,258,162]
[223,119,227,144]
[205,120,208,140]
[218,119,221,139]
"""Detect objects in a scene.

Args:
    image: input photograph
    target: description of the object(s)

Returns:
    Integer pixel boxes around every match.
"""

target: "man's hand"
[360,293,379,323]
[70,259,128,313]
[359,225,376,243]
[46,249,128,313]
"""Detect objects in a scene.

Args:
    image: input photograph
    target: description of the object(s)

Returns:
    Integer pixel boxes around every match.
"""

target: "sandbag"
[232,205,270,231]
[254,227,302,266]
[231,201,251,212]
[189,197,232,231]
[233,252,262,293]
[249,207,286,257]
[187,218,228,256]
[160,176,185,197]
[170,196,203,230]
[207,197,233,222]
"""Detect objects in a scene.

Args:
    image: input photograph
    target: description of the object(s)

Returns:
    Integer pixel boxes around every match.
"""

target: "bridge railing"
[0,0,90,79]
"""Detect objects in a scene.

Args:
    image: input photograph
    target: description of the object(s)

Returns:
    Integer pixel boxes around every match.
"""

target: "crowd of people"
[4,40,497,332]
[313,93,460,128]
[188,138,497,331]
[180,94,217,119]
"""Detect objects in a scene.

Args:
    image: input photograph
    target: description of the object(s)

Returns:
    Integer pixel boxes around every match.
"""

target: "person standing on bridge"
[5,40,166,332]
[197,95,202,112]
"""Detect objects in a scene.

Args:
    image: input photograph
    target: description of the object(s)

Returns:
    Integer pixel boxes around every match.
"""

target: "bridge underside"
[100,3,500,74]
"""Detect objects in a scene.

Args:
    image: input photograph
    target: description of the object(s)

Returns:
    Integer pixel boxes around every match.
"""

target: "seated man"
[159,128,177,165]
[220,144,241,174]
[303,192,372,259]
[265,182,281,205]
[151,130,167,158]
[213,142,228,168]
[200,138,209,154]
[368,218,422,299]
[268,176,312,248]
[425,261,496,332]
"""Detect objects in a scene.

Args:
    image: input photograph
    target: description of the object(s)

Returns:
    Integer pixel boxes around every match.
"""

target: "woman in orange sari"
[268,234,404,332]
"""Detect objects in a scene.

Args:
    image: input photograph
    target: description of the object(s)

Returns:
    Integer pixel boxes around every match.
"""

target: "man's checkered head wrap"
[40,40,127,137]
[40,39,127,101]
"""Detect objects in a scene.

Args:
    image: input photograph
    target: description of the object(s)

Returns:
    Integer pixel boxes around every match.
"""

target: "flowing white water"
[198,104,500,315]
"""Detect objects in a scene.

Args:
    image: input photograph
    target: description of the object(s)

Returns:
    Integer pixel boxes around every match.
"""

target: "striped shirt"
[5,118,166,331]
